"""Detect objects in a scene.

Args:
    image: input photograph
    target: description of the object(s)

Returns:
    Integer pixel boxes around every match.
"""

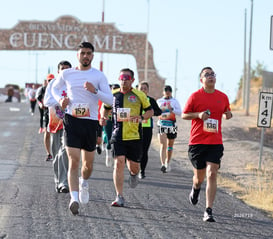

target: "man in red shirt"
[182,66,232,222]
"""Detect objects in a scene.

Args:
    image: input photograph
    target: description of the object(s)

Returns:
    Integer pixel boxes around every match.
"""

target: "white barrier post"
[257,92,273,170]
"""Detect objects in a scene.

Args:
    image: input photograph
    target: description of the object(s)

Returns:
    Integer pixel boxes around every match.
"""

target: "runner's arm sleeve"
[96,75,113,105]
[149,97,162,116]
[140,92,153,118]
[44,80,57,107]
[35,87,42,102]
[51,74,65,103]
[172,99,182,115]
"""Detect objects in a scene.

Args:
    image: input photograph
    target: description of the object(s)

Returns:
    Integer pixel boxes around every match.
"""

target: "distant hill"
[232,77,263,114]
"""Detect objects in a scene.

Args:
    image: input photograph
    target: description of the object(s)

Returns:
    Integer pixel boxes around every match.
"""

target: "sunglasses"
[203,73,216,78]
[119,74,132,81]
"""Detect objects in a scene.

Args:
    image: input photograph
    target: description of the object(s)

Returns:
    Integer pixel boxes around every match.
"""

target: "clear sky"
[0,0,272,107]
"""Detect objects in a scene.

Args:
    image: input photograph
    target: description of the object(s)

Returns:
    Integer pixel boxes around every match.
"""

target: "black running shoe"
[69,200,79,215]
[96,146,102,155]
[60,186,69,193]
[189,187,200,205]
[46,154,53,162]
[160,165,167,173]
[203,207,216,222]
[138,171,146,179]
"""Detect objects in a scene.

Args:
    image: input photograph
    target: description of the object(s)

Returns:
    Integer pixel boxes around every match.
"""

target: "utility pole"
[243,9,247,110]
[144,0,150,82]
[100,0,105,72]
[35,53,38,84]
[245,0,253,116]
[174,49,178,98]
[33,52,44,84]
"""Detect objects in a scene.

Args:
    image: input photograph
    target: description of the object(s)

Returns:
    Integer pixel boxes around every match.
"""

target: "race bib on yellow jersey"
[71,103,90,118]
[117,108,130,122]
[203,118,218,133]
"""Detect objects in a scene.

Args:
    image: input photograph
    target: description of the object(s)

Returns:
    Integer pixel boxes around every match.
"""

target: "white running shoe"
[111,194,125,207]
[101,143,106,151]
[105,150,113,167]
[79,177,89,204]
[165,163,172,172]
[105,156,111,167]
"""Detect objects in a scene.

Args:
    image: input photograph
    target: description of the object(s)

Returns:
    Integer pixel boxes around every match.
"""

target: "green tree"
[252,60,267,78]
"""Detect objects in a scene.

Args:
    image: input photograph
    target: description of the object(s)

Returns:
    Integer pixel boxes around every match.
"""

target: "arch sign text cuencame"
[0,15,165,98]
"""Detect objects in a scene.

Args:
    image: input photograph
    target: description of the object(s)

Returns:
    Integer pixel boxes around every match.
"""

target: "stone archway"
[0,15,165,99]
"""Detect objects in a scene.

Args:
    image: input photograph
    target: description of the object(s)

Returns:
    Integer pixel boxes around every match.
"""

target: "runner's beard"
[82,59,91,67]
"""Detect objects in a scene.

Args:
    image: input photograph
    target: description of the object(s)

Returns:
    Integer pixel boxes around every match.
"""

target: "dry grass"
[218,165,273,218]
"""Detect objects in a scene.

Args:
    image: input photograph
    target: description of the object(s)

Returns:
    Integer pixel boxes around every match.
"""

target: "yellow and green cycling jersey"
[105,88,152,141]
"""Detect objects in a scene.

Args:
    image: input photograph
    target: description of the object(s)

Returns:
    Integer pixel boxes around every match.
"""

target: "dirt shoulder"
[221,110,273,177]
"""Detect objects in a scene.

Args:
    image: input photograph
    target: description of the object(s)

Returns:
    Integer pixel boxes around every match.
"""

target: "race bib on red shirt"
[203,118,218,133]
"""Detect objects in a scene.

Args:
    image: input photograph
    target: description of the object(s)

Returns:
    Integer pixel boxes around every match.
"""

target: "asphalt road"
[0,102,272,239]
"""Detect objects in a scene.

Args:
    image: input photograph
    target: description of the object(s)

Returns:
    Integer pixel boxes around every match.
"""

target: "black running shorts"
[63,114,98,152]
[188,144,224,169]
[113,140,142,163]
[157,125,177,139]
[97,124,103,137]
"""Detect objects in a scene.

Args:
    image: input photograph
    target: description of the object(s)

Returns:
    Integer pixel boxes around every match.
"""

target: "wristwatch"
[205,109,211,116]
[94,88,98,94]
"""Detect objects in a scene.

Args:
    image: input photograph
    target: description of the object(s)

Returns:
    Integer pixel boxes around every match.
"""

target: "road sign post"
[270,16,273,50]
[257,92,273,169]
[257,92,273,128]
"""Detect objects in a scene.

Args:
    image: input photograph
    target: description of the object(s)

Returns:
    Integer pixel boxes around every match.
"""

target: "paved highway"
[0,102,272,239]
